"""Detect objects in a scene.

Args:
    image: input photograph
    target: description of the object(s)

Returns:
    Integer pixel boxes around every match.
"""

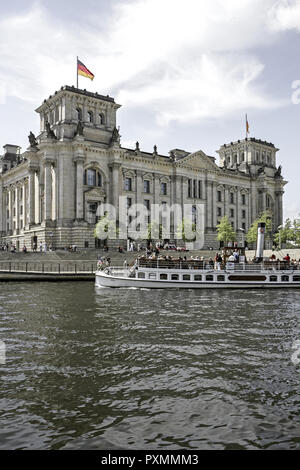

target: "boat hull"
[95,271,300,289]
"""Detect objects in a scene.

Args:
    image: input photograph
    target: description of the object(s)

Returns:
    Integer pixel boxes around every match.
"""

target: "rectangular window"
[230,193,234,204]
[188,179,192,198]
[242,210,246,219]
[183,274,190,281]
[194,275,202,281]
[149,273,157,280]
[230,209,234,218]
[217,190,222,202]
[217,207,222,217]
[87,169,96,186]
[125,177,132,191]
[144,199,150,210]
[160,273,168,280]
[144,180,150,193]
[242,222,246,230]
[198,181,202,199]
[242,194,246,205]
[127,197,132,209]
[193,180,197,198]
[138,272,145,279]
[171,274,179,280]
[161,182,167,195]
[89,203,97,214]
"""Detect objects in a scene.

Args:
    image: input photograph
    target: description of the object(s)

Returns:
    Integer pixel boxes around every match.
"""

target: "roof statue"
[28,131,38,149]
[45,122,57,140]
[75,120,84,136]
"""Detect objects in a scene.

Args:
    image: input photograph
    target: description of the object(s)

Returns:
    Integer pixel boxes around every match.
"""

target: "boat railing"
[136,259,300,272]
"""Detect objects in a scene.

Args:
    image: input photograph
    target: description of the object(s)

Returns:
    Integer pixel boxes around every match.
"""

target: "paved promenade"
[0,247,299,281]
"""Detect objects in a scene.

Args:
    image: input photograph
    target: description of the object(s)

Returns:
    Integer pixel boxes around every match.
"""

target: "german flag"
[77,59,94,81]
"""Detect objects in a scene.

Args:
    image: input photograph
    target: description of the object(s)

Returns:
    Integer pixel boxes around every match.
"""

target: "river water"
[0,282,299,450]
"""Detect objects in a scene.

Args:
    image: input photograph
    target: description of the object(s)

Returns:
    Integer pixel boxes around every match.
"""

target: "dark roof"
[42,86,115,104]
[2,152,17,162]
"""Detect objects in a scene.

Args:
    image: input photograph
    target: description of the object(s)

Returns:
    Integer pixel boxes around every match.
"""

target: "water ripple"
[0,282,299,449]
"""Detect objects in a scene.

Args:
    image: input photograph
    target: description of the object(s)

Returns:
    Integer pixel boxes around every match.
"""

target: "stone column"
[275,190,284,228]
[9,187,13,231]
[35,171,41,224]
[135,170,143,206]
[153,174,160,205]
[15,186,20,231]
[211,181,216,228]
[109,162,121,224]
[224,185,229,218]
[44,161,52,221]
[74,157,84,219]
[22,180,26,229]
[28,170,35,225]
[236,189,241,233]
[206,180,213,229]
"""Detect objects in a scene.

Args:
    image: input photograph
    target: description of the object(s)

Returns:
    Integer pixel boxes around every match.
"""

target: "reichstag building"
[0,85,286,250]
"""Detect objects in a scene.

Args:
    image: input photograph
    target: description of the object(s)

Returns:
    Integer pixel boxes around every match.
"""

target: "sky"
[0,0,300,220]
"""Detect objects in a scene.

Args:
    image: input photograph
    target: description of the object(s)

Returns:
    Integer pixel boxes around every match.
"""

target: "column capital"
[108,162,122,170]
[43,158,55,168]
[73,156,85,165]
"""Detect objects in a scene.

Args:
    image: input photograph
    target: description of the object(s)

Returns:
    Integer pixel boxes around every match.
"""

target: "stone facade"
[0,85,287,251]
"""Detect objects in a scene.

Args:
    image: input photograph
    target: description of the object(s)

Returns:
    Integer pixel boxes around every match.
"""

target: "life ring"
[104,268,111,275]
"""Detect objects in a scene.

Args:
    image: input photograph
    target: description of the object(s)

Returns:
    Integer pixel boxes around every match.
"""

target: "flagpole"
[76,56,78,88]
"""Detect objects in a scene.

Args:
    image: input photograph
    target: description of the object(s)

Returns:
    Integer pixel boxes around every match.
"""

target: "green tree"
[246,210,272,245]
[274,217,300,247]
[175,218,196,242]
[216,216,236,245]
[147,221,162,240]
[94,214,118,240]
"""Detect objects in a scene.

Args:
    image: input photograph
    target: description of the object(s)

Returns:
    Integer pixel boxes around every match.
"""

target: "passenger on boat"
[283,254,290,262]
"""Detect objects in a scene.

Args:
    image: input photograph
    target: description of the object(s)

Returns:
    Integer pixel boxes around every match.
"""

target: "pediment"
[176,150,220,172]
[84,187,106,200]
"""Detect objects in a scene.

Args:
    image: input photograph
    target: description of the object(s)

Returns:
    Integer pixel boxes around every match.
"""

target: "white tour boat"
[95,224,300,289]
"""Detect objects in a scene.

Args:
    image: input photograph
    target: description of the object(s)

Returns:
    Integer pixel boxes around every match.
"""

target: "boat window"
[217,275,225,282]
[206,275,214,281]
[171,274,179,280]
[293,275,300,282]
[194,275,202,281]
[228,275,267,281]
[160,273,168,280]
[269,276,277,282]
[183,274,190,281]
[138,272,145,279]
[281,275,289,282]
[149,273,157,279]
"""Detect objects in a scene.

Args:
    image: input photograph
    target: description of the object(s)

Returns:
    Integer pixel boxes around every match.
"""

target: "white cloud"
[0,0,295,123]
[268,0,300,32]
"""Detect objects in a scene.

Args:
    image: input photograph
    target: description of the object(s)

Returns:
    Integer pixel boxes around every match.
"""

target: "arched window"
[76,108,82,121]
[84,169,102,187]
[87,111,94,123]
[99,113,105,125]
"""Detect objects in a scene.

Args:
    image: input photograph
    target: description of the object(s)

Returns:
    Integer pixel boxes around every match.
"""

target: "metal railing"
[136,259,300,272]
[0,260,97,274]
